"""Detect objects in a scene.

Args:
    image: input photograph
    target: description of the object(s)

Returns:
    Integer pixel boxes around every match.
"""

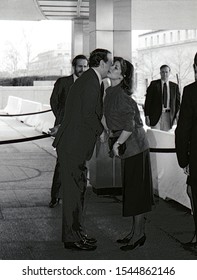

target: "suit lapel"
[157,80,162,102]
[169,82,174,107]
[68,75,74,87]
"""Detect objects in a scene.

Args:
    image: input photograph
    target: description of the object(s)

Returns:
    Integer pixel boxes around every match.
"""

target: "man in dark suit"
[144,65,180,131]
[175,53,197,247]
[53,48,112,250]
[49,55,88,208]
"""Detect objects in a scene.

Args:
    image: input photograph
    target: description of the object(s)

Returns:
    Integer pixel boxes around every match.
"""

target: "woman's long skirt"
[122,149,154,216]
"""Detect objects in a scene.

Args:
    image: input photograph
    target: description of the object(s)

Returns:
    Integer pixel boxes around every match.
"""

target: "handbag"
[108,136,126,157]
[48,124,60,137]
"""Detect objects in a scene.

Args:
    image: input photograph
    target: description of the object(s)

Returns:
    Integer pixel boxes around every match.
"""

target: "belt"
[111,130,122,133]
[162,109,170,113]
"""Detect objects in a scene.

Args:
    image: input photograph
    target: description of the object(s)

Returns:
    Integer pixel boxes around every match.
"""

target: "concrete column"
[89,0,114,52]
[71,19,89,58]
[113,0,132,61]
[89,0,132,60]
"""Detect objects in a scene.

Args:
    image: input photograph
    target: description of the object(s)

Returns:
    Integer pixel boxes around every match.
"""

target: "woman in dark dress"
[103,57,154,251]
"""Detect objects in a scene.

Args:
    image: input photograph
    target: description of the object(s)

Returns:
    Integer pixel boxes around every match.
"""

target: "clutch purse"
[108,137,126,157]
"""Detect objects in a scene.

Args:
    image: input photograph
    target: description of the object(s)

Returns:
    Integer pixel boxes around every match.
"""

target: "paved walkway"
[0,117,197,260]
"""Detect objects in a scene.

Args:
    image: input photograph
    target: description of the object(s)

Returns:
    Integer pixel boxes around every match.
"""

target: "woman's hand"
[113,142,120,157]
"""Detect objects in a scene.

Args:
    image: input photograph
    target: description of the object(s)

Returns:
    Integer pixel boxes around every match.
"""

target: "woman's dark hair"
[194,52,197,66]
[72,54,88,67]
[89,48,111,67]
[114,56,134,95]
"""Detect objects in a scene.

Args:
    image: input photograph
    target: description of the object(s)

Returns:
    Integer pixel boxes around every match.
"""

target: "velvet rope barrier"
[149,147,176,153]
[0,109,51,117]
[0,133,51,145]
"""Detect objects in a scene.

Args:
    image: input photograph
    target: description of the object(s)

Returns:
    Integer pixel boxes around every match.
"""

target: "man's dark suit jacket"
[50,75,74,125]
[144,79,180,127]
[175,81,197,186]
[53,68,104,161]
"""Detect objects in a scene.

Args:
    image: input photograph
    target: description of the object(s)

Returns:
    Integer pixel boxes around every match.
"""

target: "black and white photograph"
[0,0,197,278]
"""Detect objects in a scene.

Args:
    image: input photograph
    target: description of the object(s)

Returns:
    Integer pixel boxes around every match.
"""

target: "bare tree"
[134,50,161,101]
[4,42,20,74]
[137,50,160,84]
[165,47,193,93]
[22,29,32,75]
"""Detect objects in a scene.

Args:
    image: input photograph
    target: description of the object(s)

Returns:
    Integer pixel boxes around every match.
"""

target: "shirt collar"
[92,68,102,85]
[73,74,78,82]
[161,80,169,86]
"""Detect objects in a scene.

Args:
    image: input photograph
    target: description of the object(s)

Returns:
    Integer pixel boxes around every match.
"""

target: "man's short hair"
[160,65,171,71]
[72,55,88,67]
[89,48,111,67]
[194,53,197,66]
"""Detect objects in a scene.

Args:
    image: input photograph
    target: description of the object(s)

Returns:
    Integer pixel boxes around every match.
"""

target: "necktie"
[163,82,167,108]
[98,82,104,117]
[100,82,105,100]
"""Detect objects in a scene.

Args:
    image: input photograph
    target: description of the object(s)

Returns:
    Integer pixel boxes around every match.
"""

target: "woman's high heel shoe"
[117,236,131,244]
[120,235,146,251]
[116,232,133,244]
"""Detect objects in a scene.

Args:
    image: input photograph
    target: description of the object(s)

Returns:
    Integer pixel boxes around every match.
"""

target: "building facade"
[28,48,71,77]
[135,29,197,101]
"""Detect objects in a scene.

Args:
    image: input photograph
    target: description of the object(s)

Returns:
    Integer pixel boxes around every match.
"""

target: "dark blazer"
[144,79,180,127]
[175,81,197,186]
[50,75,74,125]
[53,68,104,161]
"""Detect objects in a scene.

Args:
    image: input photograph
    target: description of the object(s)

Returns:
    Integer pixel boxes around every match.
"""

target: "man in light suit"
[49,55,88,208]
[53,48,112,251]
[144,65,180,131]
[175,53,197,248]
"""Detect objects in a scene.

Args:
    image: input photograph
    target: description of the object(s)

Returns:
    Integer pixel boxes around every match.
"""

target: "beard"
[75,71,83,77]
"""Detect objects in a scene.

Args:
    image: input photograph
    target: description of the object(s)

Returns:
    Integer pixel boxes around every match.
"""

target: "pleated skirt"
[122,149,154,216]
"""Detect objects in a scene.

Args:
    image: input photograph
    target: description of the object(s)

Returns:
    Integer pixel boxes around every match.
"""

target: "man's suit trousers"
[51,159,61,199]
[191,184,197,236]
[57,149,87,242]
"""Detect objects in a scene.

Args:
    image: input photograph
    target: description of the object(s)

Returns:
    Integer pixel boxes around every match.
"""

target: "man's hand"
[145,116,150,126]
[183,164,190,176]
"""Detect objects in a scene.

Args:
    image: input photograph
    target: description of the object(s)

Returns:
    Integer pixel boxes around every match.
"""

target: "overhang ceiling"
[0,0,44,21]
[37,0,89,20]
[0,0,196,29]
[0,0,89,21]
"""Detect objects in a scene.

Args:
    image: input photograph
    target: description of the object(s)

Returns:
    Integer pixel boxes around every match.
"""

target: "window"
[163,33,166,44]
[185,29,188,39]
[177,30,180,41]
[170,32,173,43]
[157,35,159,44]
[150,36,153,46]
[145,37,147,47]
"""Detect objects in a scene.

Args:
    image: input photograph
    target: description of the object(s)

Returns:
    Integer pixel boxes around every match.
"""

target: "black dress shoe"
[49,198,60,208]
[182,241,197,248]
[120,235,146,251]
[64,240,97,251]
[82,236,97,244]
